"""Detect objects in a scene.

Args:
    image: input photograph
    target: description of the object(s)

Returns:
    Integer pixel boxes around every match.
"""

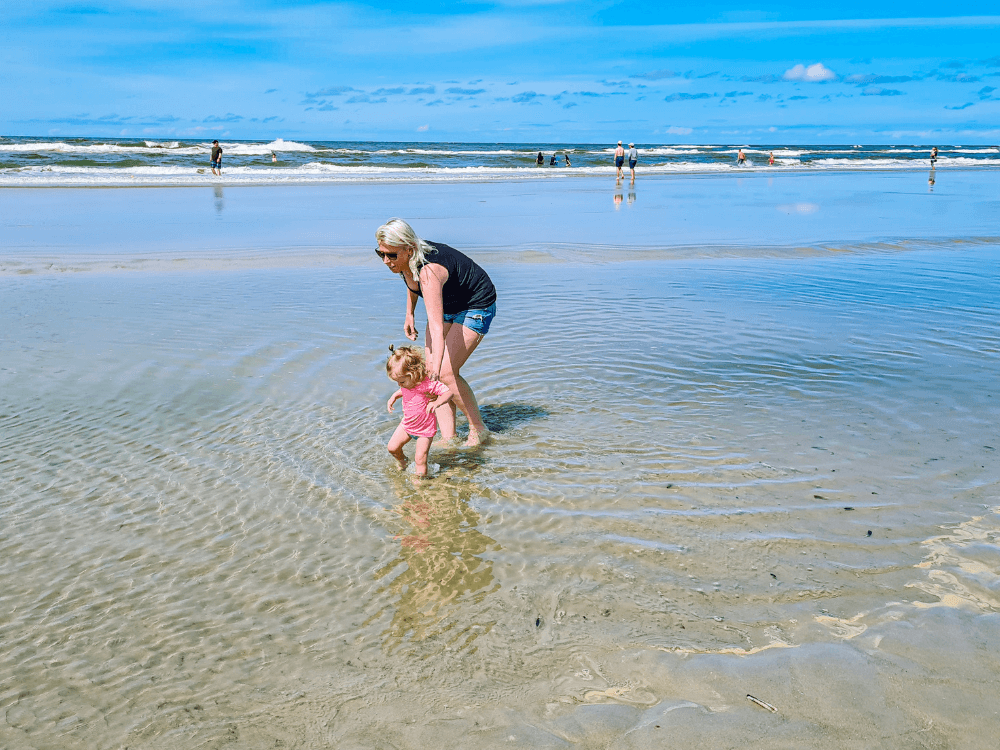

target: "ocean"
[1,136,997,186]
[1,165,999,748]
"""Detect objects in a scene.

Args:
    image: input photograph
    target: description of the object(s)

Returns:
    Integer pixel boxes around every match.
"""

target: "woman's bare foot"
[464,428,491,447]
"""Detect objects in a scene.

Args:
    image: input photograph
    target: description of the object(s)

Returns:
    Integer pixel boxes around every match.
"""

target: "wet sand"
[1,172,999,749]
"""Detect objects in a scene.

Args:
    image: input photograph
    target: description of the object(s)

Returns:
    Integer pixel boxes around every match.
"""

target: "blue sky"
[3,1,999,143]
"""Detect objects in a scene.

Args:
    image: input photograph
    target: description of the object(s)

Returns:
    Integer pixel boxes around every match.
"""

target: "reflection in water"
[213,185,224,213]
[613,183,623,210]
[373,477,501,652]
[627,187,636,206]
[928,168,936,192]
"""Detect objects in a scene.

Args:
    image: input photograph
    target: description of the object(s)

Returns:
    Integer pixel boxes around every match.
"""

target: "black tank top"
[406,241,497,315]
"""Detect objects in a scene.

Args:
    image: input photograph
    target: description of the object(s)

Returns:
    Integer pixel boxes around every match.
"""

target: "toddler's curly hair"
[386,344,427,383]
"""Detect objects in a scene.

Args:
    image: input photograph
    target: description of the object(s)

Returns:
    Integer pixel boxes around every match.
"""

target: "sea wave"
[0,138,317,156]
[224,139,318,155]
[0,141,202,155]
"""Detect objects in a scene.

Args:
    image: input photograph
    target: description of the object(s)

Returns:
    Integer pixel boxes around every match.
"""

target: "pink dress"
[400,379,449,438]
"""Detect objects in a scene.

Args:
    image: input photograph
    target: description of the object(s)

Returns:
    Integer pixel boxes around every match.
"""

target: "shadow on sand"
[480,402,550,433]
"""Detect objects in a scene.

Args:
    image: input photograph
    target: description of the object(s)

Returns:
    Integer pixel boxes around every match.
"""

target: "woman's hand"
[404,315,418,341]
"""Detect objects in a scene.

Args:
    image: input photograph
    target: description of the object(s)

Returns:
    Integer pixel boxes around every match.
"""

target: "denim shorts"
[443,302,496,336]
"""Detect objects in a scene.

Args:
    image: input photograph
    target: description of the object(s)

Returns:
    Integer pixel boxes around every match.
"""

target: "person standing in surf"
[375,218,497,447]
[614,141,625,180]
[628,143,638,182]
[210,140,223,176]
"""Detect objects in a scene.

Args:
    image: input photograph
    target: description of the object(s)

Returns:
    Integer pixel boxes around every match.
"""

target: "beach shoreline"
[3,163,994,189]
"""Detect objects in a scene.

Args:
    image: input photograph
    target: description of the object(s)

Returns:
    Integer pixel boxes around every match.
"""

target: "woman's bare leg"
[426,321,488,445]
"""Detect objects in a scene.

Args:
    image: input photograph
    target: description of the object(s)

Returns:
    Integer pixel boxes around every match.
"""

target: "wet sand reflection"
[373,477,501,652]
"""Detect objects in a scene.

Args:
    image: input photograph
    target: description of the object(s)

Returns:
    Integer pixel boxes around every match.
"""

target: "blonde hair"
[386,344,427,383]
[375,218,436,278]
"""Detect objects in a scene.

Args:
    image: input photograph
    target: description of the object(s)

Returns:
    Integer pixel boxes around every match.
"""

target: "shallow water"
[2,177,1000,748]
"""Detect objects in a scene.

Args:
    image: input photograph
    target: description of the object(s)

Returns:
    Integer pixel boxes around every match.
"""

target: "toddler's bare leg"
[413,436,433,476]
[387,423,411,469]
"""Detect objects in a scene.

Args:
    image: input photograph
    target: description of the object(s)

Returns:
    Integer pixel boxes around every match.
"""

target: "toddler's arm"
[425,384,453,415]
[387,389,402,413]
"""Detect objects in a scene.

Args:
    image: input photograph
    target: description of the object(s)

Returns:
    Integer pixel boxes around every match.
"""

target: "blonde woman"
[375,218,497,447]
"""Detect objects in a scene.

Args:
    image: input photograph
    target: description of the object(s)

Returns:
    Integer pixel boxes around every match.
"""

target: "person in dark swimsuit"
[375,218,497,446]
[210,140,223,176]
[614,141,625,179]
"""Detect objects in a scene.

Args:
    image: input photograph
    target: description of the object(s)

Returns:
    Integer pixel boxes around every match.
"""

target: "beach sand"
[1,171,999,749]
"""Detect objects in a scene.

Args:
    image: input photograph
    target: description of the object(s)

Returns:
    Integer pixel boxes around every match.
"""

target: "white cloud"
[665,126,693,135]
[783,63,837,82]
[417,124,429,132]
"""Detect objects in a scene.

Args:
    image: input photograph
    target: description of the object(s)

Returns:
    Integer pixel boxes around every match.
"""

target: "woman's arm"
[418,263,449,379]
[404,286,420,341]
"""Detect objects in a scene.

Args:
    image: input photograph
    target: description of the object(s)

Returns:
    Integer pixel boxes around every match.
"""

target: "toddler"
[385,345,453,476]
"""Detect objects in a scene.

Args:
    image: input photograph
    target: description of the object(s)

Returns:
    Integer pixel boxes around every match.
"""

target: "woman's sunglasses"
[375,249,398,260]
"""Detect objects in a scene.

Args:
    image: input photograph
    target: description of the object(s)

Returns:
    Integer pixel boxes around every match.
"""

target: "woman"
[375,218,497,447]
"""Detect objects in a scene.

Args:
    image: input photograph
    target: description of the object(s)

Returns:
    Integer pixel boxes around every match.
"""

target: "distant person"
[536,151,544,165]
[271,152,277,163]
[628,143,638,182]
[564,154,571,167]
[210,140,223,176]
[549,154,557,166]
[769,151,775,166]
[737,149,746,166]
[930,146,938,166]
[614,140,625,179]
[385,345,454,477]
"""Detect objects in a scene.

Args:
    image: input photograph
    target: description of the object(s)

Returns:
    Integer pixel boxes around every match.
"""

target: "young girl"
[385,345,453,476]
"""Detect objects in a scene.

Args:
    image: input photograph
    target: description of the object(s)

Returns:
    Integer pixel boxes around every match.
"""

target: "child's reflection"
[373,479,500,650]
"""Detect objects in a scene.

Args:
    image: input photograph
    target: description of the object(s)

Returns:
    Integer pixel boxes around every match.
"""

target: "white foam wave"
[0,141,200,155]
[370,148,528,156]
[223,139,317,155]
[0,138,317,156]
[638,148,706,155]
